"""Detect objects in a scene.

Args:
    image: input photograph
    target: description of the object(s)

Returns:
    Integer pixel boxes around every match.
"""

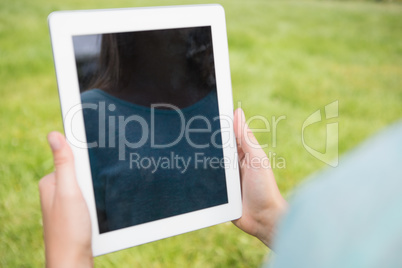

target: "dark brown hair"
[88,34,120,91]
[87,27,216,92]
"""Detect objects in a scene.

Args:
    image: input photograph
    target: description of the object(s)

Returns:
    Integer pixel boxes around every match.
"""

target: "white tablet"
[48,4,241,256]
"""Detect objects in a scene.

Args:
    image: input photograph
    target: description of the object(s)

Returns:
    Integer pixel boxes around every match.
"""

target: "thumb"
[47,131,79,194]
[234,108,266,159]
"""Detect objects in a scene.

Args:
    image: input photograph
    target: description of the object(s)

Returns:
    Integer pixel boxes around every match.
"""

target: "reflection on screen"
[73,27,228,233]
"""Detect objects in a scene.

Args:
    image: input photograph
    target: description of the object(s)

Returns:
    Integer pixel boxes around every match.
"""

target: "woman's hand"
[39,131,93,268]
[38,107,286,268]
[232,108,288,248]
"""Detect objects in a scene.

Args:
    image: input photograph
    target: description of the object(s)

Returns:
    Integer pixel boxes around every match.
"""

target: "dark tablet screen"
[72,27,228,233]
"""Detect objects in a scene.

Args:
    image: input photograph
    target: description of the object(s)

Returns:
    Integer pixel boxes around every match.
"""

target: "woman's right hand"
[232,108,288,248]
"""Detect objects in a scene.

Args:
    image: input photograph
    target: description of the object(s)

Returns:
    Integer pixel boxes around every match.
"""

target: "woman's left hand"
[39,131,93,268]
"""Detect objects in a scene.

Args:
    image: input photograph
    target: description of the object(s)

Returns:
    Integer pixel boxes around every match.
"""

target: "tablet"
[48,4,241,256]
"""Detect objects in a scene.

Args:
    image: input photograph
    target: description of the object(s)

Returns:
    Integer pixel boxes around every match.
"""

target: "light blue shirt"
[269,121,402,268]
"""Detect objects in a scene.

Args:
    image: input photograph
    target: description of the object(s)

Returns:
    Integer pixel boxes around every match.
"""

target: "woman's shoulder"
[80,89,106,103]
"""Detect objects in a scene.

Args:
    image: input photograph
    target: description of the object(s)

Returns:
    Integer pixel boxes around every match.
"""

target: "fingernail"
[47,133,62,151]
[240,108,245,119]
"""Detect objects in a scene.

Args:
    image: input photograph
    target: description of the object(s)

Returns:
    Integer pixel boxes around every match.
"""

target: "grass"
[1,0,401,267]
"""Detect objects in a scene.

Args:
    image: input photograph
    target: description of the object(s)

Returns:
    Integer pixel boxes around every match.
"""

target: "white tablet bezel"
[48,4,241,256]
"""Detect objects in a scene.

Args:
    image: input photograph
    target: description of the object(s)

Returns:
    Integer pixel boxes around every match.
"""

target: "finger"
[47,131,79,196]
[234,108,266,159]
[39,172,56,219]
[233,109,246,161]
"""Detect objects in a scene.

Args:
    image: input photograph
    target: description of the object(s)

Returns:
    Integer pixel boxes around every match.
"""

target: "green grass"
[1,0,401,267]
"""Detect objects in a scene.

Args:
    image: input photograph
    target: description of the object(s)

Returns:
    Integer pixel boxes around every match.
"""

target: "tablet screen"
[72,27,228,234]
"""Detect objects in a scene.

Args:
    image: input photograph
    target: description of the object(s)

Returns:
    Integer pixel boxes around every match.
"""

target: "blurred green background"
[1,0,401,267]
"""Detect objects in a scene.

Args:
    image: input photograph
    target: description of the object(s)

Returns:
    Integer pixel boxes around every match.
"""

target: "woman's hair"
[86,27,216,92]
[88,34,120,91]
[186,27,216,89]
